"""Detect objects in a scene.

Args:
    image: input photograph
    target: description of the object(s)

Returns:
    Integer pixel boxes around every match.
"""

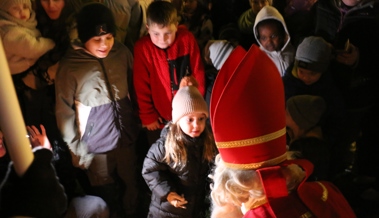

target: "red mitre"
[210,45,287,170]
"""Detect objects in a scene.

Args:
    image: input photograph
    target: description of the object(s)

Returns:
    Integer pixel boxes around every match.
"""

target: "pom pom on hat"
[295,36,332,73]
[77,3,116,43]
[0,0,31,11]
[286,95,326,131]
[208,40,235,70]
[172,86,208,123]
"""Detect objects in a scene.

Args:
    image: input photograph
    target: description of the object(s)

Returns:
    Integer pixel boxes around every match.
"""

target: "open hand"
[27,125,52,150]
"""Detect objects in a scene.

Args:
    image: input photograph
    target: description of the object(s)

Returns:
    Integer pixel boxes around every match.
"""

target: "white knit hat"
[295,36,332,73]
[0,0,31,11]
[209,40,235,70]
[172,86,208,123]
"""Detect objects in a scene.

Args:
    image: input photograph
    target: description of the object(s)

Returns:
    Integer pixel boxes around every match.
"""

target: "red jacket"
[133,25,205,125]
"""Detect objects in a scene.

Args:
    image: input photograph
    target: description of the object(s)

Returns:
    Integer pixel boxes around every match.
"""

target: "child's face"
[178,112,206,138]
[258,23,284,52]
[7,3,30,21]
[182,0,198,14]
[84,33,114,58]
[249,0,269,14]
[40,0,65,20]
[147,23,178,49]
[297,68,322,85]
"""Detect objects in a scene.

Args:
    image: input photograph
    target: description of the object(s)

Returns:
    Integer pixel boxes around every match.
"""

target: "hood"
[253,6,291,53]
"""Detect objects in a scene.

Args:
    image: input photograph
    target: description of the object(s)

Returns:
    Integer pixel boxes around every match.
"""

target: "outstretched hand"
[27,125,52,150]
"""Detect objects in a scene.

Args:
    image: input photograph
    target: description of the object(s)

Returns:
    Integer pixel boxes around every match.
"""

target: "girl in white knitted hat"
[142,85,217,218]
[0,0,55,75]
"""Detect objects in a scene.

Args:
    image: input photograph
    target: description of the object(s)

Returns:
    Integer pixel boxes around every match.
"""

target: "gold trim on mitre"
[216,127,286,148]
[223,153,288,170]
[316,182,328,202]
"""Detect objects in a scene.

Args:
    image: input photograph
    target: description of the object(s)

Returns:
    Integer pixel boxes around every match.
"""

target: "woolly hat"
[210,44,287,170]
[77,3,116,43]
[295,36,332,73]
[286,95,326,131]
[209,40,235,70]
[0,0,31,11]
[172,86,208,123]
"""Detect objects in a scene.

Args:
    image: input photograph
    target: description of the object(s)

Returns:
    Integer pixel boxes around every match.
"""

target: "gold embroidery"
[299,211,313,218]
[216,128,286,148]
[223,153,288,170]
[316,182,328,201]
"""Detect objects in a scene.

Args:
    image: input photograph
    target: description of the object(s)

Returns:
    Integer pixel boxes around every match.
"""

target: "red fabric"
[211,45,286,167]
[210,46,246,127]
[286,159,357,218]
[258,166,288,198]
[133,26,205,125]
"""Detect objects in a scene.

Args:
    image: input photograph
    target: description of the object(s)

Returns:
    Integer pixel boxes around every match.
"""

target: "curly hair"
[210,154,306,216]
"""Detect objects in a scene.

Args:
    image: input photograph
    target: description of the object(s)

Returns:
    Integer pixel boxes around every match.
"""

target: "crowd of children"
[0,0,378,217]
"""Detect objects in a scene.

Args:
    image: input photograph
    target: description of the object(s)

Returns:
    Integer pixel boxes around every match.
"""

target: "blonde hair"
[164,122,216,167]
[210,154,305,215]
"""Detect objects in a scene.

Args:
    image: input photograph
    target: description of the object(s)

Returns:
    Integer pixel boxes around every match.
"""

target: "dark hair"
[180,0,211,33]
[32,0,81,82]
[147,1,178,27]
[256,19,285,40]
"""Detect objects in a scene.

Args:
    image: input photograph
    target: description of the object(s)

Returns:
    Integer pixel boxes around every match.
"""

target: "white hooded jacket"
[253,6,295,77]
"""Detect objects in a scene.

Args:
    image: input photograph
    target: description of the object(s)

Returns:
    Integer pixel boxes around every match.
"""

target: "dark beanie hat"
[286,95,326,131]
[77,3,116,43]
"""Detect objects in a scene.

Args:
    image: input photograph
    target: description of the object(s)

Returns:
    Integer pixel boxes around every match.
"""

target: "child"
[253,5,295,76]
[286,95,331,180]
[133,1,206,144]
[55,3,140,217]
[180,0,213,51]
[238,0,272,48]
[142,85,217,218]
[0,0,55,74]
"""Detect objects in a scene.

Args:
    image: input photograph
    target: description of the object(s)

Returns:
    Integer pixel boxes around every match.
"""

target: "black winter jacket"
[142,126,213,218]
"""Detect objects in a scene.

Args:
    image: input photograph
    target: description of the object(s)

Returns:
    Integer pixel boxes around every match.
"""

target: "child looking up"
[0,0,55,74]
[134,1,206,145]
[142,85,217,218]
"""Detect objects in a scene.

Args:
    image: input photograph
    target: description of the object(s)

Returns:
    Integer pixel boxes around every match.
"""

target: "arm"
[3,28,55,60]
[133,41,160,125]
[238,9,256,35]
[55,63,93,169]
[142,137,176,200]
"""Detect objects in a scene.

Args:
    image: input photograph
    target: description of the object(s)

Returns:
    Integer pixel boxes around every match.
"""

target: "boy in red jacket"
[133,1,205,144]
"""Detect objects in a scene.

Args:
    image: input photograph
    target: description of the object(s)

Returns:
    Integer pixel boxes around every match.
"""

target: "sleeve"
[3,27,55,60]
[133,41,160,125]
[188,33,206,96]
[142,138,176,200]
[0,148,67,217]
[238,9,256,35]
[55,60,93,169]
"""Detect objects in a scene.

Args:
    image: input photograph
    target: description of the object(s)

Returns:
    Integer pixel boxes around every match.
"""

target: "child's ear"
[146,24,149,31]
